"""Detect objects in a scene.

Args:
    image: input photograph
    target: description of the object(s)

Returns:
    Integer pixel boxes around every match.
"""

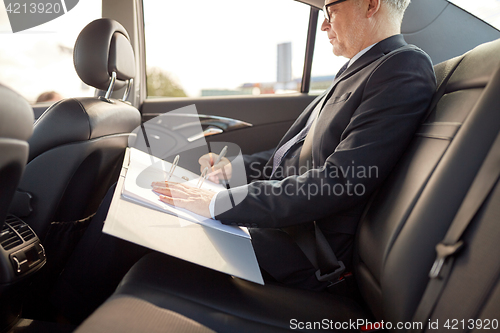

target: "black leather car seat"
[0,84,34,230]
[0,85,39,332]
[75,39,500,333]
[13,19,141,240]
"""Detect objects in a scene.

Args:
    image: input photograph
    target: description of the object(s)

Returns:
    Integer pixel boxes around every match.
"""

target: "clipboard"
[103,148,264,285]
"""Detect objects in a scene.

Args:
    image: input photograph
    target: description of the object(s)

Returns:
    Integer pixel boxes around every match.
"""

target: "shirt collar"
[347,43,376,69]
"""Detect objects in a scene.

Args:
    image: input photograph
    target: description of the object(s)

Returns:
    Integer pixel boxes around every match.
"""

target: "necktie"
[335,61,349,78]
[271,61,350,177]
[271,105,320,176]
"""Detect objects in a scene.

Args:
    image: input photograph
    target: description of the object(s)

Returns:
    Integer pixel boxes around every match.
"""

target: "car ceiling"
[298,0,500,64]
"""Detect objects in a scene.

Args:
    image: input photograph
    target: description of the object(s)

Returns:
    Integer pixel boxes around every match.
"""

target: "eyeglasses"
[323,0,349,23]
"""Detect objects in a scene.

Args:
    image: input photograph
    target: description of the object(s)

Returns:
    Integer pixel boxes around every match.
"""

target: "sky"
[1,0,500,101]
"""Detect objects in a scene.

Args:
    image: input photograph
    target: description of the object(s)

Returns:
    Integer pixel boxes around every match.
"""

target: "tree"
[147,67,187,97]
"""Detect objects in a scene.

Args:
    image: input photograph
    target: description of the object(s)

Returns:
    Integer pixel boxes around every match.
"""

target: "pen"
[213,146,228,168]
[167,155,179,181]
[197,167,209,188]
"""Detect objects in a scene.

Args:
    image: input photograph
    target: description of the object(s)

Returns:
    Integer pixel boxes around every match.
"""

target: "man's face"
[322,0,366,59]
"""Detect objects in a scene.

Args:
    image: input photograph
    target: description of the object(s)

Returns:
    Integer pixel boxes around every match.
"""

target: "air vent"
[0,222,22,251]
[1,216,36,251]
[8,218,35,242]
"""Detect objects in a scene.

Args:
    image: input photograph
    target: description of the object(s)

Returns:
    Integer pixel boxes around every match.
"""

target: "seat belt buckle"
[315,261,345,282]
[325,271,355,295]
[429,241,464,279]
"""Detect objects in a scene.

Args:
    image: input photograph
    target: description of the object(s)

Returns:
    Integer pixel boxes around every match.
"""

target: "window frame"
[301,7,319,93]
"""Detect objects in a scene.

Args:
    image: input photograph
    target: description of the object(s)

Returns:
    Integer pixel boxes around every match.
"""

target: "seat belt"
[422,55,464,122]
[284,221,346,283]
[283,109,345,284]
[410,129,500,333]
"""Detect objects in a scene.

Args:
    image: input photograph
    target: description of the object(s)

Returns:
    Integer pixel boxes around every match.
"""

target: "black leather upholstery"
[357,38,500,324]
[0,84,33,141]
[77,39,500,333]
[29,97,140,162]
[0,84,33,229]
[13,19,141,239]
[74,295,216,333]
[115,254,368,333]
[73,19,135,91]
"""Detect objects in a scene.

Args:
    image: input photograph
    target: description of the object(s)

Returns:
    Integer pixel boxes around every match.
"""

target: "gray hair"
[383,0,411,22]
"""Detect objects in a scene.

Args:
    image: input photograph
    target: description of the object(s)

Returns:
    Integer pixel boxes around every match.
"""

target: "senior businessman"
[158,0,437,290]
[153,0,436,290]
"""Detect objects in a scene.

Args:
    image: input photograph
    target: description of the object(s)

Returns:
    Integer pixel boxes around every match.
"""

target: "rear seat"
[75,38,500,333]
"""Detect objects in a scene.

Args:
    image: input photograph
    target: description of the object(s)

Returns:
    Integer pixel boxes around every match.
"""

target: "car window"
[143,0,310,98]
[448,0,500,29]
[0,0,102,104]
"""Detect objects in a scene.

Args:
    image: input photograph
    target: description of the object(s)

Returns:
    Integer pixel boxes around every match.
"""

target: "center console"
[0,215,46,330]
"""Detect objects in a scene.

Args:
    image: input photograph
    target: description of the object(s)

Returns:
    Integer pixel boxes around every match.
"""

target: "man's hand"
[199,153,232,184]
[151,182,214,219]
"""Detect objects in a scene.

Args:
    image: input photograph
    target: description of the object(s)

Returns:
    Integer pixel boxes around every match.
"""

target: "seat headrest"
[73,19,136,91]
[0,84,34,141]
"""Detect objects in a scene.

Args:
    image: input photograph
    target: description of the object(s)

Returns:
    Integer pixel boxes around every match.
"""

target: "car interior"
[1,0,500,332]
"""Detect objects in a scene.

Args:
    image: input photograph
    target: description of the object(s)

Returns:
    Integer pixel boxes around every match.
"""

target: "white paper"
[122,148,249,239]
[104,172,264,285]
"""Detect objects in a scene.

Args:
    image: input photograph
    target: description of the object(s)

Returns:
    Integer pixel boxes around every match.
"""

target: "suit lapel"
[264,90,329,171]
[274,90,329,146]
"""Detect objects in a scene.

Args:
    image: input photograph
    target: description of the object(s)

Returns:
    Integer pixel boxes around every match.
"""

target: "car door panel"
[141,93,317,155]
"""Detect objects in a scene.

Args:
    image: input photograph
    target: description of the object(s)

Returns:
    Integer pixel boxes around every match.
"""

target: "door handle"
[187,126,224,142]
[170,114,252,142]
[171,114,252,132]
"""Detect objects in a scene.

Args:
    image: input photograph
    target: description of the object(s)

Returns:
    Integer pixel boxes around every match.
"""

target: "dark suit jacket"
[214,35,436,276]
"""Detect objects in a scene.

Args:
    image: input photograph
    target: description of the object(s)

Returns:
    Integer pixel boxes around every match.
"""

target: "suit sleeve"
[215,50,437,228]
[242,148,275,182]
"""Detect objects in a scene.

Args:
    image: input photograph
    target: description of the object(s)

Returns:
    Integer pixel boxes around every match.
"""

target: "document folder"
[103,148,264,285]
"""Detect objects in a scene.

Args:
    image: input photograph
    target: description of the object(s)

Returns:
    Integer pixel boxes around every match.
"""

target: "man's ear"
[365,0,381,18]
